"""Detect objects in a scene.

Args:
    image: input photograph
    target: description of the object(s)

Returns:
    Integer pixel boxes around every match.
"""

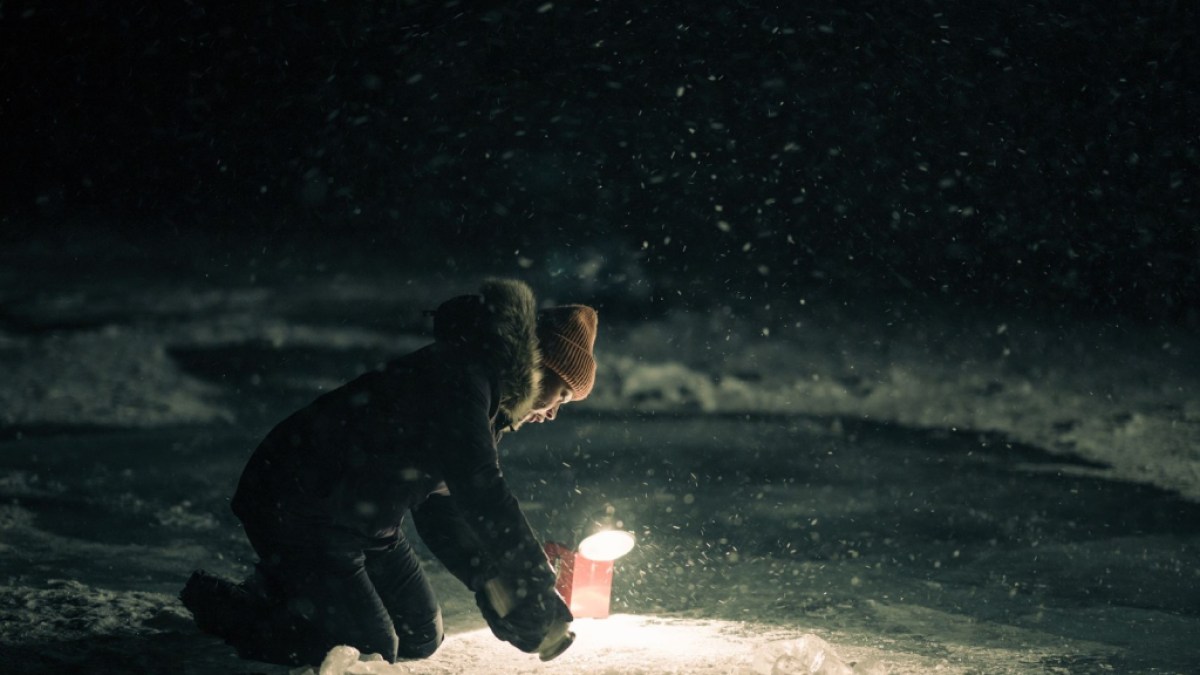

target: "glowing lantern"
[545,530,635,619]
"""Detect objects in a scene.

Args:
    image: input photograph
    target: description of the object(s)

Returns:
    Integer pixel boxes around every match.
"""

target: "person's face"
[523,369,574,424]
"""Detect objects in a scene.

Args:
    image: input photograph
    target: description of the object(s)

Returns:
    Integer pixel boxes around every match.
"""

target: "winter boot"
[180,569,261,640]
[239,565,284,607]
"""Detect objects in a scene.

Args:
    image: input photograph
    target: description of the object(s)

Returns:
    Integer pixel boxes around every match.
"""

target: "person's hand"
[476,582,572,653]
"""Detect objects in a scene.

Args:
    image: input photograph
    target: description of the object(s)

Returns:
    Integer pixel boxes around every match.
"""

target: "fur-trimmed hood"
[434,279,542,423]
[479,279,542,422]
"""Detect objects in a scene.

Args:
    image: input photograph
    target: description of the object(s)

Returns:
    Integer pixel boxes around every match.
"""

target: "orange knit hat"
[537,305,598,400]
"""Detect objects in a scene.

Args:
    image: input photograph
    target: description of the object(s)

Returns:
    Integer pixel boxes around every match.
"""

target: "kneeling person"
[180,279,598,666]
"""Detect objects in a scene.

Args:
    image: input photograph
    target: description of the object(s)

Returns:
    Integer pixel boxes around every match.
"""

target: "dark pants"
[239,526,444,666]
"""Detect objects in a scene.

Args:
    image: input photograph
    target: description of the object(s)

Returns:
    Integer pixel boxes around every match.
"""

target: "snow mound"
[0,579,188,645]
[0,326,232,428]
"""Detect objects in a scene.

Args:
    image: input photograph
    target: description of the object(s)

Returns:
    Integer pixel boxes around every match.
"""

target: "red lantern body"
[545,542,617,619]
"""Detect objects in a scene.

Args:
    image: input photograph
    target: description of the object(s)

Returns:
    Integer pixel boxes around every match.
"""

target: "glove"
[476,580,573,654]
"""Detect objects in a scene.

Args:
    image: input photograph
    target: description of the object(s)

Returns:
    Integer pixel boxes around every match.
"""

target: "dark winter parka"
[231,279,554,591]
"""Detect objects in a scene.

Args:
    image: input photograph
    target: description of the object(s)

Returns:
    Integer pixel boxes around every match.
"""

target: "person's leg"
[366,534,444,659]
[180,569,265,640]
[216,522,405,666]
[258,546,402,664]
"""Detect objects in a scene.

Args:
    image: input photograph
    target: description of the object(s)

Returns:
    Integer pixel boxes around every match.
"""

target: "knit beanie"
[537,305,598,400]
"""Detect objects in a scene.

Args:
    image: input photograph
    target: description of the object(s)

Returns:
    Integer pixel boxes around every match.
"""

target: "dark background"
[2,0,1197,322]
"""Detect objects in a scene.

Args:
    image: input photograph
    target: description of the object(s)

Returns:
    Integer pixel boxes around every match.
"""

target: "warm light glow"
[437,615,792,672]
[577,530,635,561]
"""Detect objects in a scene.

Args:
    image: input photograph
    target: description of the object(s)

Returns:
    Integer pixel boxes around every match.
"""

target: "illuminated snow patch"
[294,615,857,675]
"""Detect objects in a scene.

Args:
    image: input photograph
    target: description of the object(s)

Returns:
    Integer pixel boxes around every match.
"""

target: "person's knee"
[394,608,443,660]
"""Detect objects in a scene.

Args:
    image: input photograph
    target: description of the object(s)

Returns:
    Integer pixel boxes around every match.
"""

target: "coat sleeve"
[412,493,494,591]
[423,368,556,591]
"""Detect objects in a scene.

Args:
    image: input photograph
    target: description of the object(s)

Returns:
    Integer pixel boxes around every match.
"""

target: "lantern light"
[545,530,636,620]
[578,530,636,562]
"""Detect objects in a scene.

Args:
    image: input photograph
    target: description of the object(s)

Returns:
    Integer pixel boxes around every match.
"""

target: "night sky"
[2,0,1197,321]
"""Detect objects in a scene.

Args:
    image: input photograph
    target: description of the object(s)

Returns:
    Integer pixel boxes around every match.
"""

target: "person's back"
[232,343,486,548]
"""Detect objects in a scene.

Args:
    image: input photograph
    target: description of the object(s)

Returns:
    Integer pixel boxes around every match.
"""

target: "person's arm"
[424,367,573,653]
[411,492,496,591]
[430,370,555,590]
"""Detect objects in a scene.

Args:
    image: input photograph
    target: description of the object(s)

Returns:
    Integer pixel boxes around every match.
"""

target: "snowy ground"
[1,245,1198,673]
